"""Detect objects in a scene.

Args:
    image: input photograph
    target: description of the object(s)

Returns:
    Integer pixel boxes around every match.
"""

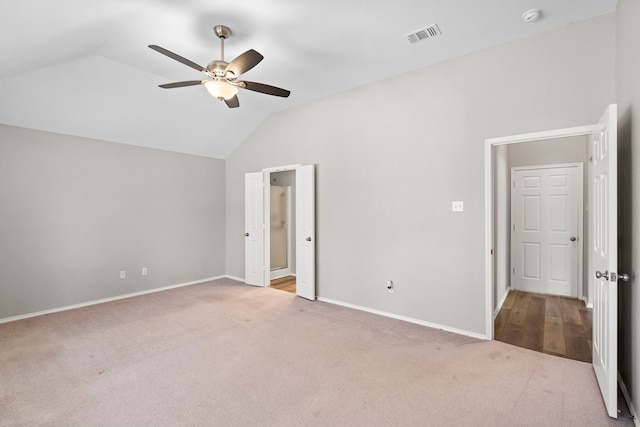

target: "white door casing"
[244,172,265,287]
[511,165,582,297]
[296,164,316,300]
[591,104,618,418]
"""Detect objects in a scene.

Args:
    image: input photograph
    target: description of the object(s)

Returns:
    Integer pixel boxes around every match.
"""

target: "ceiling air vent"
[405,24,441,44]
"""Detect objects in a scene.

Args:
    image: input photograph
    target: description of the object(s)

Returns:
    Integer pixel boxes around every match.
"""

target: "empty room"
[1,1,639,425]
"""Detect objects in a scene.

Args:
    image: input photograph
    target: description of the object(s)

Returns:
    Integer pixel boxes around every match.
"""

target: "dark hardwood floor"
[495,290,592,363]
[270,275,296,293]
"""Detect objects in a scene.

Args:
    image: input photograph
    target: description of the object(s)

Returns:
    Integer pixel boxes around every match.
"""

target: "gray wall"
[226,13,615,336]
[507,136,588,168]
[0,125,226,319]
[616,0,640,416]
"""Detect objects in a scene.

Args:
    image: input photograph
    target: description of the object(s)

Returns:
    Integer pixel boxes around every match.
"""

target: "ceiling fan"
[149,25,290,108]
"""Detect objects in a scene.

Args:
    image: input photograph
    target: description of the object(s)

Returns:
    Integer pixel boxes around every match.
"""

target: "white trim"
[262,164,301,173]
[486,125,597,146]
[494,287,511,319]
[317,297,488,341]
[270,269,292,280]
[485,124,596,339]
[618,372,639,426]
[0,276,225,324]
[225,274,245,282]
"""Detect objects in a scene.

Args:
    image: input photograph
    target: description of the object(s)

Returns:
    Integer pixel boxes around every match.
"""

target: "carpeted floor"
[0,278,633,426]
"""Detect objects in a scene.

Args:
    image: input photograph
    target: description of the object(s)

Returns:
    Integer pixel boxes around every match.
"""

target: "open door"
[591,104,618,418]
[296,164,315,300]
[245,172,264,286]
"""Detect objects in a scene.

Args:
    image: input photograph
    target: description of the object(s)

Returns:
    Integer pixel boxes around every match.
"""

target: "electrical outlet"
[387,280,394,294]
[119,270,126,279]
[142,267,148,276]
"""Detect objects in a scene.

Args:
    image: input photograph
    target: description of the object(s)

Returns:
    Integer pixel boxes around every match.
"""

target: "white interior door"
[511,165,581,297]
[591,104,618,418]
[296,165,315,300]
[245,172,264,287]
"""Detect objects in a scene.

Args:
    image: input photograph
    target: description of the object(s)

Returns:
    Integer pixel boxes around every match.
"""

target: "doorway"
[244,164,316,300]
[484,104,619,418]
[269,171,296,293]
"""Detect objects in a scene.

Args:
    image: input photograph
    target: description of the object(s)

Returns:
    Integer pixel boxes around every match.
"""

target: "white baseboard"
[0,276,225,324]
[494,287,511,319]
[618,372,639,426]
[225,274,245,282]
[317,296,488,341]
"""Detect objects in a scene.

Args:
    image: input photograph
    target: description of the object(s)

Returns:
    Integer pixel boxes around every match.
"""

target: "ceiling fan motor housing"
[207,60,233,79]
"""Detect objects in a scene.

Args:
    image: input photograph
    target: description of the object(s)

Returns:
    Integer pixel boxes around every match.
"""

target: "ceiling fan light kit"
[149,25,290,109]
[204,80,238,100]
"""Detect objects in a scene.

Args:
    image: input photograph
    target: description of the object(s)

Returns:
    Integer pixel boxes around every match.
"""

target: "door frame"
[484,125,596,339]
[510,163,584,299]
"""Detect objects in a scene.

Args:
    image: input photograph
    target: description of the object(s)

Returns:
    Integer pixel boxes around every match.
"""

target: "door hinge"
[512,267,515,275]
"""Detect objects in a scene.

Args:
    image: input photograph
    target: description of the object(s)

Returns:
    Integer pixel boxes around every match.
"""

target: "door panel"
[591,104,617,418]
[511,165,580,297]
[296,165,315,300]
[245,172,264,286]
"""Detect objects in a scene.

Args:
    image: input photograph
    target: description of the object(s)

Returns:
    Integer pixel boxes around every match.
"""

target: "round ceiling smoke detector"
[522,8,542,23]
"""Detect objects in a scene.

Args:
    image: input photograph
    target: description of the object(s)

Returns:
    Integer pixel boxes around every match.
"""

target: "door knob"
[244,233,249,237]
[595,270,609,280]
[619,273,631,282]
[306,237,312,242]
[570,237,577,242]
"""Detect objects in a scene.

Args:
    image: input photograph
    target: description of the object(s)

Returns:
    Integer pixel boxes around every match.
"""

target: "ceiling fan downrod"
[213,25,231,62]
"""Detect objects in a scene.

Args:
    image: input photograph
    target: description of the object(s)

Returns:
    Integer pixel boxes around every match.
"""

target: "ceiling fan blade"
[237,80,290,98]
[225,49,264,77]
[159,80,205,89]
[148,45,206,73]
[224,95,240,108]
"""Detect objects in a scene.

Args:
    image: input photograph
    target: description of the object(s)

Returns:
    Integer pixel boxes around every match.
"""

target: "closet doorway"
[244,164,316,300]
[269,171,296,293]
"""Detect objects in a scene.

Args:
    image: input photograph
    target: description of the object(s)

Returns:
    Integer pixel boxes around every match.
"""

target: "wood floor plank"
[495,290,592,363]
[561,298,583,325]
[500,322,524,347]
[507,292,532,327]
[543,315,566,356]
[494,308,510,340]
[520,296,545,352]
[564,323,591,363]
[545,295,563,318]
[270,276,296,293]
[502,290,517,310]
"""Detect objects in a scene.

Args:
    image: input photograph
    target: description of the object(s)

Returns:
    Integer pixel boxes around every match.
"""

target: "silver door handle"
[570,237,577,242]
[595,270,609,280]
[244,233,249,237]
[306,237,312,242]
[619,273,630,282]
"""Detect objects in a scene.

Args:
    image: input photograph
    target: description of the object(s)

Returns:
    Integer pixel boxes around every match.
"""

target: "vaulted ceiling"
[0,0,617,158]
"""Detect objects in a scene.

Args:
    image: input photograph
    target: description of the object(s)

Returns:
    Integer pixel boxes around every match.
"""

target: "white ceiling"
[0,0,617,159]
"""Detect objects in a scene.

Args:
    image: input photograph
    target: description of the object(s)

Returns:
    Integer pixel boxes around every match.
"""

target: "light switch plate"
[452,201,464,212]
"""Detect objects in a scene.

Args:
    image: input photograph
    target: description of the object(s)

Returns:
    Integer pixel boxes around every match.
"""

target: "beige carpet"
[0,278,633,426]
